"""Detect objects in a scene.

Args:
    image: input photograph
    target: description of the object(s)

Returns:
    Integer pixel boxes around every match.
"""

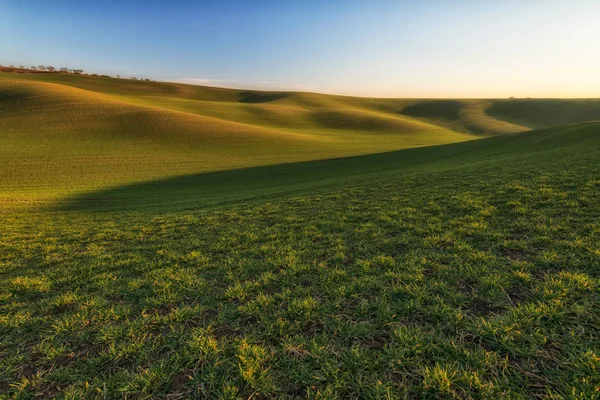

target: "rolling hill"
[0,74,471,207]
[2,72,600,209]
[53,120,600,212]
[1,72,600,398]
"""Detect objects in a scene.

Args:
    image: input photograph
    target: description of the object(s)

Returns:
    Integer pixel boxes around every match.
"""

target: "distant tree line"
[0,64,86,75]
[0,64,154,81]
[128,76,153,81]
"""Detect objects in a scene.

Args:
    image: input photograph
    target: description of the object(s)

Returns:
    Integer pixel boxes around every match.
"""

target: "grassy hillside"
[1,121,599,398]
[54,121,600,213]
[487,99,600,129]
[400,100,527,135]
[6,73,600,136]
[1,72,600,398]
[3,73,600,209]
[0,75,473,207]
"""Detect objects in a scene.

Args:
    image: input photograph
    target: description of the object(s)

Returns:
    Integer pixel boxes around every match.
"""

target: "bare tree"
[47,66,56,72]
[38,65,46,71]
[19,65,24,69]
[30,66,38,70]
[60,67,69,73]
[73,69,84,74]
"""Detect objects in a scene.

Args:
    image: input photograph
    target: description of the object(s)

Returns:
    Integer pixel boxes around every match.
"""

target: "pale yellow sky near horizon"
[4,0,600,98]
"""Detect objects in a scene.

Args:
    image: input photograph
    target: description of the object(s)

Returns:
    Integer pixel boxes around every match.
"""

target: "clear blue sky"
[2,0,599,97]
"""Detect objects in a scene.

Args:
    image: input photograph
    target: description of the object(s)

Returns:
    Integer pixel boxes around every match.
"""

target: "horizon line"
[2,64,599,100]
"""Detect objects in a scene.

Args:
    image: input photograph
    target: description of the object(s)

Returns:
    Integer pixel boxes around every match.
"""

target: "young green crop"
[1,73,600,398]
[1,119,599,398]
[0,76,473,209]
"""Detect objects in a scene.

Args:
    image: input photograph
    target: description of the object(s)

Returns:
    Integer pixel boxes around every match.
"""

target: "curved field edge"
[4,74,600,210]
[4,73,600,136]
[51,121,600,213]
[0,122,599,398]
[0,77,474,208]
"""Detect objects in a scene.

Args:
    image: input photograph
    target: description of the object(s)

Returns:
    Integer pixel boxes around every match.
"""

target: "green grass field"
[1,73,599,398]
[0,74,476,207]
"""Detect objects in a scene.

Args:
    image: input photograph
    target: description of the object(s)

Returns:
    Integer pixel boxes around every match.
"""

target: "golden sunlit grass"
[0,75,475,207]
[7,73,599,209]
[1,72,600,398]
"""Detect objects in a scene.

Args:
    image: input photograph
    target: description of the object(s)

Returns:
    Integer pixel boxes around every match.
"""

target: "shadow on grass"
[239,91,288,104]
[401,100,463,121]
[51,137,505,214]
[52,122,599,214]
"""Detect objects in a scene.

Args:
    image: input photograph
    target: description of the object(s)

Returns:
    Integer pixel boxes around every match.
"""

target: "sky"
[1,0,599,98]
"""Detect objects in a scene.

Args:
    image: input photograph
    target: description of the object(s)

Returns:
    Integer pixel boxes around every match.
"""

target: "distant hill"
[2,71,600,207]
